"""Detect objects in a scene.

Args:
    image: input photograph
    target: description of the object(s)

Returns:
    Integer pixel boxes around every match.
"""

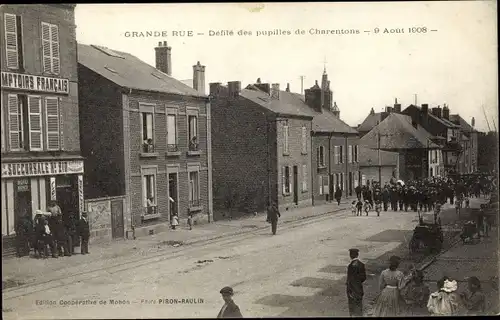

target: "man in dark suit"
[267,202,281,235]
[217,286,243,318]
[78,212,90,255]
[346,248,366,317]
[354,185,362,200]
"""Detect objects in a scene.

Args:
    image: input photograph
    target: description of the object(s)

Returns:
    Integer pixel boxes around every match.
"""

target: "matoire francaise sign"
[1,71,69,94]
[2,160,84,178]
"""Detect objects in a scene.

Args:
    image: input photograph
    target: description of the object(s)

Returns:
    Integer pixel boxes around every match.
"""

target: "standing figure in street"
[267,202,281,235]
[15,210,33,257]
[355,184,362,200]
[47,200,62,216]
[372,256,408,317]
[187,213,193,230]
[52,214,66,257]
[38,216,57,258]
[351,201,358,216]
[390,187,399,212]
[363,200,371,216]
[171,213,179,230]
[356,199,363,217]
[78,212,90,255]
[401,269,430,316]
[382,186,390,212]
[335,185,342,206]
[346,248,366,317]
[375,200,382,217]
[64,214,75,256]
[427,277,463,316]
[217,286,243,318]
[459,276,485,316]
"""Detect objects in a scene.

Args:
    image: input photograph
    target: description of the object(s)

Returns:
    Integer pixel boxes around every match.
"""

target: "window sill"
[301,190,308,194]
[317,165,327,170]
[140,152,159,158]
[282,193,291,197]
[166,151,181,157]
[283,152,290,156]
[187,150,202,156]
[189,205,203,213]
[301,152,308,155]
[141,213,160,221]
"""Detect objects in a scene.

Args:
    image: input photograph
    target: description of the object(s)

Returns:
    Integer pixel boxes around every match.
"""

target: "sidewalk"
[2,197,354,290]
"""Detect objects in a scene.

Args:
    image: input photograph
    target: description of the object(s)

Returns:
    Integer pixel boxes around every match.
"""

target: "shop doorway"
[55,175,79,219]
[168,173,178,220]
[15,179,32,224]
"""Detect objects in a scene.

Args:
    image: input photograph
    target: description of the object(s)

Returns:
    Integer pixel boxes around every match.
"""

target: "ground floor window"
[141,167,158,218]
[189,170,200,207]
[282,166,291,195]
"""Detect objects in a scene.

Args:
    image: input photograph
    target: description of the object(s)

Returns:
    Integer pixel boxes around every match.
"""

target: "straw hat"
[442,279,458,293]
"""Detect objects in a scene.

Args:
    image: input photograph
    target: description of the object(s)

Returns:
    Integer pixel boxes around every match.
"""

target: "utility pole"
[300,76,305,95]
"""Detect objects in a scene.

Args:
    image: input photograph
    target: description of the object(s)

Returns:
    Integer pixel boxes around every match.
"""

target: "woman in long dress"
[372,256,408,317]
[427,276,464,316]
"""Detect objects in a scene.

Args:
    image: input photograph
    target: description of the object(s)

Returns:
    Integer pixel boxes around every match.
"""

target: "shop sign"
[1,71,69,94]
[1,160,84,178]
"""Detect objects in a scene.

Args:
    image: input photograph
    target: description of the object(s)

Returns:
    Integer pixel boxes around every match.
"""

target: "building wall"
[276,117,312,212]
[78,65,125,198]
[360,166,396,186]
[210,92,271,220]
[126,91,210,228]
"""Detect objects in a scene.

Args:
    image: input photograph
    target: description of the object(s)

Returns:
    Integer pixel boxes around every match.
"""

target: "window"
[323,175,329,195]
[189,170,200,207]
[339,145,344,164]
[167,114,178,152]
[282,166,291,195]
[142,169,157,218]
[4,13,23,70]
[28,96,42,150]
[1,99,4,151]
[188,115,198,151]
[41,22,60,74]
[302,164,308,192]
[283,125,289,154]
[318,146,325,167]
[7,94,24,150]
[354,145,359,162]
[301,126,307,154]
[340,172,344,190]
[45,97,60,150]
[319,176,323,195]
[348,145,352,163]
[141,111,154,152]
[334,146,339,164]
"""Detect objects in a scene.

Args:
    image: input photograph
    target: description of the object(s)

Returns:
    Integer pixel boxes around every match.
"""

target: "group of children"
[169,213,194,230]
[351,199,382,217]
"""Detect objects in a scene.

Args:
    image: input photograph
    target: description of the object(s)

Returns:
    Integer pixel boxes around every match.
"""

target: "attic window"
[104,66,118,73]
[151,73,163,79]
[92,45,125,59]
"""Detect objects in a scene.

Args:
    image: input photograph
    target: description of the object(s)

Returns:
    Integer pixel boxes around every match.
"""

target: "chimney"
[442,103,450,120]
[192,61,205,94]
[332,101,340,118]
[155,41,172,76]
[370,107,375,115]
[471,117,475,128]
[227,81,241,98]
[271,83,280,99]
[393,98,401,113]
[385,106,393,113]
[305,80,322,113]
[209,82,222,97]
[421,104,429,114]
[436,106,442,118]
[431,107,440,117]
[254,79,271,94]
[286,83,290,92]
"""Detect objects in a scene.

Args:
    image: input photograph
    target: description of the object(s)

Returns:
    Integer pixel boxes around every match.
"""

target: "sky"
[75,2,498,132]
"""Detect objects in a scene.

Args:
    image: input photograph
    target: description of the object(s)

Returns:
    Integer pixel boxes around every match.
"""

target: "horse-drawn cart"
[409,211,444,254]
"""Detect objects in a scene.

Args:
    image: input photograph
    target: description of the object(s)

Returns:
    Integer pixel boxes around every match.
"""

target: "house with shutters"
[210,79,315,219]
[77,41,212,239]
[307,70,360,204]
[1,5,85,255]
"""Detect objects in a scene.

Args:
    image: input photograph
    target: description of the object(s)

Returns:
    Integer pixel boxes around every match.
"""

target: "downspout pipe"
[328,133,333,201]
[311,129,315,206]
[345,133,349,198]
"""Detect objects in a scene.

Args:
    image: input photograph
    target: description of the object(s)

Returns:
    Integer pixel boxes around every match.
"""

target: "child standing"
[171,213,179,230]
[187,213,193,230]
[356,199,363,216]
[364,200,370,216]
[351,201,357,216]
[465,196,470,209]
[375,200,382,217]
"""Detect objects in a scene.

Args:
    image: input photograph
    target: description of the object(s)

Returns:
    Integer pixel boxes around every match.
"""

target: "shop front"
[1,159,84,249]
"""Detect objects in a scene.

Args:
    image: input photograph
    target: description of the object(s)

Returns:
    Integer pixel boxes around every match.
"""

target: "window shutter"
[282,166,286,195]
[50,24,60,74]
[4,14,19,69]
[334,146,338,164]
[288,166,292,194]
[42,23,51,73]
[28,96,43,150]
[283,125,289,154]
[301,127,306,153]
[316,147,320,167]
[348,145,352,163]
[45,97,60,150]
[1,99,4,151]
[319,176,323,195]
[8,94,20,150]
[325,175,330,192]
[355,145,358,162]
[302,164,307,191]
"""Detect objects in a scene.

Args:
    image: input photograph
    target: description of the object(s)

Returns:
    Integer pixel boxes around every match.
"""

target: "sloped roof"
[450,114,478,133]
[77,44,205,98]
[240,88,316,118]
[312,110,359,134]
[360,113,439,149]
[357,112,388,133]
[358,146,399,166]
[406,104,460,128]
[180,79,193,88]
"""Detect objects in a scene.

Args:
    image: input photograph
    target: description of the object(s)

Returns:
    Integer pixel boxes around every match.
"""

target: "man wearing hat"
[78,211,90,255]
[217,286,243,318]
[346,248,366,317]
[267,202,281,235]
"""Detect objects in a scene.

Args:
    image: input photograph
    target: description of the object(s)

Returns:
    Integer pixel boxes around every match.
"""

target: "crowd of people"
[15,201,90,259]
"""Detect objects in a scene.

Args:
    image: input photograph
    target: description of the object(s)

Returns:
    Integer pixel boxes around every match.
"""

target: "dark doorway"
[293,166,298,205]
[168,173,178,220]
[349,172,353,196]
[111,199,124,239]
[15,179,32,226]
[55,175,78,219]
